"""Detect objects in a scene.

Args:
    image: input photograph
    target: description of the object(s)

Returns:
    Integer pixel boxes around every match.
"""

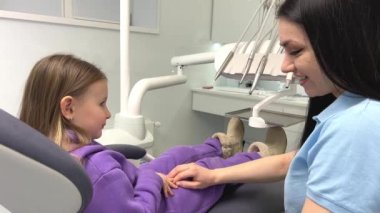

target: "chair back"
[0,109,92,213]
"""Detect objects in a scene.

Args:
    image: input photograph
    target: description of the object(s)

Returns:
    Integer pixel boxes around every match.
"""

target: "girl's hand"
[156,172,177,198]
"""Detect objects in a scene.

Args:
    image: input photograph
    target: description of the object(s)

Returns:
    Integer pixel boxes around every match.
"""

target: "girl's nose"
[106,108,111,119]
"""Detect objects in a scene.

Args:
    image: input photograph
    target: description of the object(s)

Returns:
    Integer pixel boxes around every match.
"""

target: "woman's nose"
[281,56,295,74]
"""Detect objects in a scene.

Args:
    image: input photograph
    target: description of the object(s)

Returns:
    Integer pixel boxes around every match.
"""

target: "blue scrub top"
[285,92,380,212]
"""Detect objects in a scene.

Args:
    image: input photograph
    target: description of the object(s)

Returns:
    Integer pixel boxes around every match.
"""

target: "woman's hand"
[156,172,177,198]
[167,163,216,189]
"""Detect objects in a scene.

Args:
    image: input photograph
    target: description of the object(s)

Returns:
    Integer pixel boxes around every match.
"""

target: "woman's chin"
[305,90,332,98]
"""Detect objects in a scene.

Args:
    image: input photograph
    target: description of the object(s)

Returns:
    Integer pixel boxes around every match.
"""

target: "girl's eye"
[100,101,106,106]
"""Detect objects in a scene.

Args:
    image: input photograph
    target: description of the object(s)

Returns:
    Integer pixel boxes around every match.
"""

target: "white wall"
[0,19,120,117]
[212,0,263,43]
[0,0,228,155]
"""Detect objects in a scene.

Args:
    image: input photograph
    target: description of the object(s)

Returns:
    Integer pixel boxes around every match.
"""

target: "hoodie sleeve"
[85,167,163,213]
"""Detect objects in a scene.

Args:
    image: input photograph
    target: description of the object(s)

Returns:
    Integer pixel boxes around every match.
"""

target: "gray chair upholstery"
[105,144,146,159]
[0,109,92,213]
[0,109,148,213]
[208,180,284,212]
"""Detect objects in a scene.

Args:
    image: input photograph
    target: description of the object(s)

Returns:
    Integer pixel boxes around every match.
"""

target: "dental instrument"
[239,0,278,85]
[249,30,279,94]
[285,72,293,88]
[214,0,270,81]
[213,0,302,128]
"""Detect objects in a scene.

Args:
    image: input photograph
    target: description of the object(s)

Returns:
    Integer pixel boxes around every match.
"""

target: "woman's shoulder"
[314,97,380,154]
[326,97,380,126]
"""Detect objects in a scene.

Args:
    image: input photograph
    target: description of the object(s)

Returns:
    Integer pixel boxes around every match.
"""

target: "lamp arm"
[250,84,297,128]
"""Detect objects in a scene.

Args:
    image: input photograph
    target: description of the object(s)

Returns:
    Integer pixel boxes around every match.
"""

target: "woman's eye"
[289,49,302,56]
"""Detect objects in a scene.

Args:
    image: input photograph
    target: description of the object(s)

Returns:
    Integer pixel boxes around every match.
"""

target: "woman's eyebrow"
[280,40,289,47]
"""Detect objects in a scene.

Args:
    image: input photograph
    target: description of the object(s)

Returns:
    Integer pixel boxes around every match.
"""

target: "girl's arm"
[88,168,163,213]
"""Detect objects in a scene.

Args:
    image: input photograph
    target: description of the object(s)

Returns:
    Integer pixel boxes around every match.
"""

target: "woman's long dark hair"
[278,0,380,101]
[300,94,336,145]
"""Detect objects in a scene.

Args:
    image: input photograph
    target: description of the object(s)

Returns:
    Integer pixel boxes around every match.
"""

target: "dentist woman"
[169,0,380,212]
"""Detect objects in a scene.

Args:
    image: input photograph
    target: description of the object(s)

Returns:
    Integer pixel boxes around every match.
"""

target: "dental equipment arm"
[171,52,215,67]
[98,0,219,151]
[127,71,187,117]
[98,51,216,162]
[99,68,187,161]
[249,84,297,128]
[126,51,215,119]
[120,0,130,114]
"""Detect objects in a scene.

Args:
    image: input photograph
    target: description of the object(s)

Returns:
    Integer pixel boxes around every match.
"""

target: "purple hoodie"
[70,139,261,213]
[71,142,164,212]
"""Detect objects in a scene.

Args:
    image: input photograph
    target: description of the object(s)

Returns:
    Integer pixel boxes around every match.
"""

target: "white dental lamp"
[97,0,217,160]
[97,0,187,160]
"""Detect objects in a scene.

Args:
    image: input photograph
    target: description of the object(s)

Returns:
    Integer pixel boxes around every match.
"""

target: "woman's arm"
[168,151,296,189]
[302,198,330,213]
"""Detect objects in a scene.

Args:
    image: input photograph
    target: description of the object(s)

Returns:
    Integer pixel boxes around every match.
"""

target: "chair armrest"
[105,144,147,159]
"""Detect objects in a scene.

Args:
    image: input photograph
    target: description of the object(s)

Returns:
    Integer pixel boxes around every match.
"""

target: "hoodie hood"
[70,141,106,159]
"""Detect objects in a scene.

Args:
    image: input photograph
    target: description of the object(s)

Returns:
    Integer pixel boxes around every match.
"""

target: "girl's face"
[279,17,341,97]
[71,79,111,139]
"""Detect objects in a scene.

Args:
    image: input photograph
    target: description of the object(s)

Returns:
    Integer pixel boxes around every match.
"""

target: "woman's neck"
[332,87,344,97]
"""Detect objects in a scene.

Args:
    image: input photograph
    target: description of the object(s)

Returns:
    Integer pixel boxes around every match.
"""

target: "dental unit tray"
[214,42,285,79]
[226,108,305,127]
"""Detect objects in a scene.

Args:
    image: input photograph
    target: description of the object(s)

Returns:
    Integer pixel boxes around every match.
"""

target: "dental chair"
[208,181,284,213]
[0,109,146,213]
[0,108,283,213]
[0,109,92,213]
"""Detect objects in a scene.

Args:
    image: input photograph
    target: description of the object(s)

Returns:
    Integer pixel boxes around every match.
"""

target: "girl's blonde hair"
[20,54,107,149]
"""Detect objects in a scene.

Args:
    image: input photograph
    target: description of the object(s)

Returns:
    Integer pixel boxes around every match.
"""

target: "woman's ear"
[60,96,74,120]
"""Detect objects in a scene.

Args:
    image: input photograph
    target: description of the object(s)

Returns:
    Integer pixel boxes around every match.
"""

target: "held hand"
[167,163,216,189]
[156,172,177,198]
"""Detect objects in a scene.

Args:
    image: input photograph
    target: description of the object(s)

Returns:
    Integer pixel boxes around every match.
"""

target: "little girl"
[19,54,262,213]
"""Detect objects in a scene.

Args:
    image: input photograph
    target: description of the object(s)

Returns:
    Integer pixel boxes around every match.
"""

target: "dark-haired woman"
[169,0,380,212]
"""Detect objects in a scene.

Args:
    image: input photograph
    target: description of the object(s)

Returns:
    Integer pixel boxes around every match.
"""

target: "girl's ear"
[60,96,74,120]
